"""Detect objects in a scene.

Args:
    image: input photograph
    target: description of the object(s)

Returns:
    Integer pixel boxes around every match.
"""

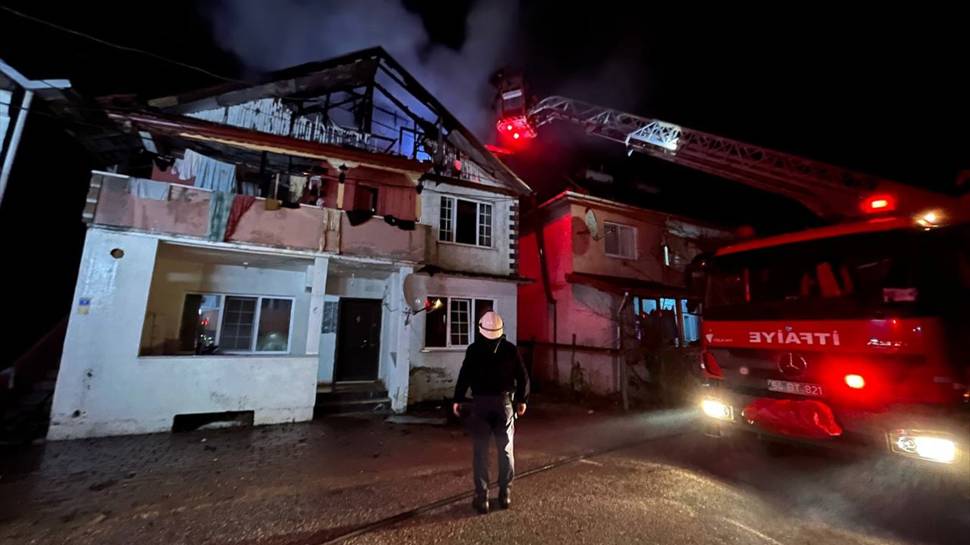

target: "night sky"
[0,2,966,363]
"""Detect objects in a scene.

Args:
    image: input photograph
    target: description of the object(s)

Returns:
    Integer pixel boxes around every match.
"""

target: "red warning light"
[861,194,897,214]
[496,115,536,140]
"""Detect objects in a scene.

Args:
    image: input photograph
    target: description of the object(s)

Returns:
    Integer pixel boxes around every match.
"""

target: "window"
[424,297,495,348]
[221,297,257,350]
[179,294,221,351]
[604,222,636,259]
[178,293,294,354]
[450,299,470,345]
[438,196,493,247]
[439,196,453,241]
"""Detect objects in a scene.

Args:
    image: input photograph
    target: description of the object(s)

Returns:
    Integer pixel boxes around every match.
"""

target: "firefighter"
[452,310,530,514]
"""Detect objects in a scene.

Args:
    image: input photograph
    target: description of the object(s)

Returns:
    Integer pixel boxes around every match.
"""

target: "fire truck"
[695,207,969,469]
[495,78,970,468]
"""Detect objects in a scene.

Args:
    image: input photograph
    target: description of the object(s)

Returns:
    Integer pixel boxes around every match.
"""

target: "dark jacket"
[453,337,530,404]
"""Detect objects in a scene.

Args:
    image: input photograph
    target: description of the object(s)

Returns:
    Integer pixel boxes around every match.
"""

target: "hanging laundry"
[289,175,307,202]
[128,178,170,200]
[177,149,237,193]
[207,191,234,242]
[346,209,375,226]
[319,208,341,252]
[224,195,257,241]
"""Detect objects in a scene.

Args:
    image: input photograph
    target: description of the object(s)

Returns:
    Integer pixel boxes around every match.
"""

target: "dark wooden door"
[334,298,382,381]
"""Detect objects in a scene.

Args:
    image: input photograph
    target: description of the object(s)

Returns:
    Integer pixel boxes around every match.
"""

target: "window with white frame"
[604,221,637,259]
[178,293,294,354]
[438,195,493,247]
[425,297,494,348]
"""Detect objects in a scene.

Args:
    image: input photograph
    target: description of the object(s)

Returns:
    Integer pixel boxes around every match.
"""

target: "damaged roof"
[142,47,532,196]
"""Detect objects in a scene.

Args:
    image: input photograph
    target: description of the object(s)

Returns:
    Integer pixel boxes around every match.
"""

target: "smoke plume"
[204,0,517,139]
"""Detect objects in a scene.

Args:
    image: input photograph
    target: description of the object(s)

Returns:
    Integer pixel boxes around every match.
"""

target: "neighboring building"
[518,190,731,396]
[48,48,530,440]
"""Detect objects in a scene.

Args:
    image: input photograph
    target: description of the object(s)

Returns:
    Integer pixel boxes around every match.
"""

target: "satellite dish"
[402,274,425,312]
[584,208,601,240]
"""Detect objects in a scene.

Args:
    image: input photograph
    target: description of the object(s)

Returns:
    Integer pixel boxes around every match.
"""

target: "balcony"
[86,172,427,262]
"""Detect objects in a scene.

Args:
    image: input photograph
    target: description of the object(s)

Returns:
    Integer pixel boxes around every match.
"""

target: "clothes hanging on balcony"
[346,209,375,226]
[289,175,307,202]
[383,215,417,231]
[177,149,237,194]
[127,178,170,200]
[208,191,234,241]
[224,195,257,241]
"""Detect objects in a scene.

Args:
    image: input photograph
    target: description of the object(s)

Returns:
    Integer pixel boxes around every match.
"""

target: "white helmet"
[478,310,504,340]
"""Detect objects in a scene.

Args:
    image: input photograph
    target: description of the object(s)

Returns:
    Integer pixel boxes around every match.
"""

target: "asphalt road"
[1,402,967,545]
[349,432,970,545]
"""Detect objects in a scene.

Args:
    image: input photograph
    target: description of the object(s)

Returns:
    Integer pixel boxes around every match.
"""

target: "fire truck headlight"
[701,399,733,421]
[890,431,957,464]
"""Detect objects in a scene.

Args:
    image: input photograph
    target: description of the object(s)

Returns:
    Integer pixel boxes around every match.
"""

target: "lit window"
[424,297,495,348]
[604,222,636,259]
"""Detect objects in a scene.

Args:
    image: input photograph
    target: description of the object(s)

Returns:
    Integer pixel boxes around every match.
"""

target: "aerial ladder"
[495,77,959,220]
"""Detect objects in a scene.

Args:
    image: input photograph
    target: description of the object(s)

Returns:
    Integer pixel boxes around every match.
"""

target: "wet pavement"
[0,399,967,545]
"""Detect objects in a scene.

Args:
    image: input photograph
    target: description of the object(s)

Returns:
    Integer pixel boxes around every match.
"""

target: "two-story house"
[518,190,730,397]
[48,48,531,440]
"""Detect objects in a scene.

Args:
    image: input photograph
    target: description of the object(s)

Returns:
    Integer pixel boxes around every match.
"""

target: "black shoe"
[498,488,511,509]
[472,496,489,514]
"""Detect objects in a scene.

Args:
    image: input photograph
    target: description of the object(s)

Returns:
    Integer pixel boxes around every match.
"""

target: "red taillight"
[844,374,866,389]
[505,124,513,131]
[861,194,897,214]
[701,351,724,379]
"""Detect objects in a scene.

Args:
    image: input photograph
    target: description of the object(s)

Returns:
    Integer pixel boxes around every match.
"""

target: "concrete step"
[314,397,392,417]
[316,382,388,404]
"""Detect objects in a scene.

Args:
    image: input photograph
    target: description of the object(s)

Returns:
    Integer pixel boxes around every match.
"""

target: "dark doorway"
[334,298,382,382]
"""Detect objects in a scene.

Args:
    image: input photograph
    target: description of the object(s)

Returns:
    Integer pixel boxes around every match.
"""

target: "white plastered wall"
[49,229,317,440]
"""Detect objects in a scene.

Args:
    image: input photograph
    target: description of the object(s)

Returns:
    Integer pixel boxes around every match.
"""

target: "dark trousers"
[467,395,515,497]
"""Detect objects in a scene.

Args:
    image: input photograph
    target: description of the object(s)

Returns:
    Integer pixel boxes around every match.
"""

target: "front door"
[334,298,382,382]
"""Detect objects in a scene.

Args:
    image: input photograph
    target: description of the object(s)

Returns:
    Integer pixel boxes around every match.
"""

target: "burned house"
[48,48,531,439]
[518,188,731,398]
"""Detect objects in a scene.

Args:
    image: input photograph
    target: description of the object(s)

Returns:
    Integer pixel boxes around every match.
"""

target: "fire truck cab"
[694,208,970,470]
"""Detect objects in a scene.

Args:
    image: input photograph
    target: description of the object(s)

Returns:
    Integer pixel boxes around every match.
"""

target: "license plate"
[767,380,823,397]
